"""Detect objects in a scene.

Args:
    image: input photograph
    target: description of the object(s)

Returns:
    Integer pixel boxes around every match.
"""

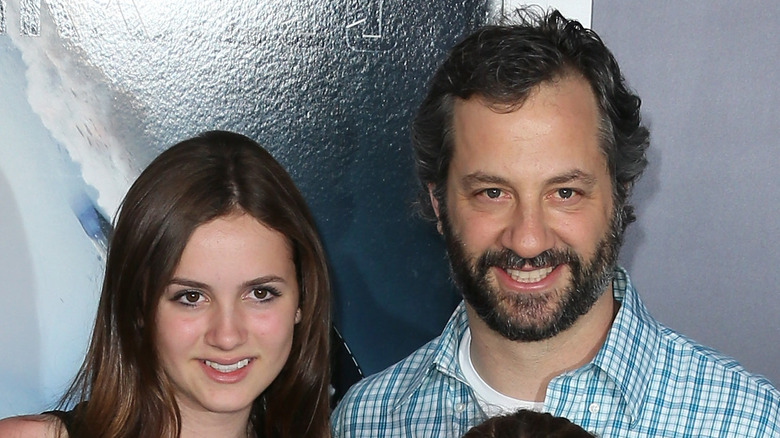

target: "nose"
[205,304,247,351]
[500,201,555,259]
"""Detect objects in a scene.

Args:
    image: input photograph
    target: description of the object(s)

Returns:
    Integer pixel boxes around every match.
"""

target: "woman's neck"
[178,405,253,438]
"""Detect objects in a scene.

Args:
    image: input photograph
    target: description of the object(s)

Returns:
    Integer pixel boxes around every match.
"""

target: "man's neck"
[465,288,617,402]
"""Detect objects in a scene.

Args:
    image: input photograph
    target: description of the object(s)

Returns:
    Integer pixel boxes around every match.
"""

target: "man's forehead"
[447,79,609,183]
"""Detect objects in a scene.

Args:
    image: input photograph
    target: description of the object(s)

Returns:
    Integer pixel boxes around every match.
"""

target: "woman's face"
[155,212,300,418]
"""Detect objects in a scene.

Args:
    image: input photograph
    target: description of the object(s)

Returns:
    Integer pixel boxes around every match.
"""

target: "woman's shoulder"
[0,413,66,437]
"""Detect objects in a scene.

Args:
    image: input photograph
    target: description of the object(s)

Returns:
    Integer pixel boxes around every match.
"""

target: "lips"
[505,266,554,283]
[477,247,574,284]
[204,358,251,373]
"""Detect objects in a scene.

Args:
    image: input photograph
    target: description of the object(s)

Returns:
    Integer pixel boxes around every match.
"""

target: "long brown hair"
[61,131,331,437]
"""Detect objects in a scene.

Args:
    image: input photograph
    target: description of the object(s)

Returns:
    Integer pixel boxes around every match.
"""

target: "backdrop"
[1,0,778,418]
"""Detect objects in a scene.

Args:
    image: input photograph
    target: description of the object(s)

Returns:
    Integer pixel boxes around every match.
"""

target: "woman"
[0,131,331,437]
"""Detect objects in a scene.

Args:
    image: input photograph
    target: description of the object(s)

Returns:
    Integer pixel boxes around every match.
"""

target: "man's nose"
[499,201,554,259]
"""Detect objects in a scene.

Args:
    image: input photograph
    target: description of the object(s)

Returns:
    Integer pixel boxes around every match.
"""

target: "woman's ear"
[295,308,302,324]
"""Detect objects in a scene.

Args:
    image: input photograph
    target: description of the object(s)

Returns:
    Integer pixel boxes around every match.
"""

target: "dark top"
[42,408,76,435]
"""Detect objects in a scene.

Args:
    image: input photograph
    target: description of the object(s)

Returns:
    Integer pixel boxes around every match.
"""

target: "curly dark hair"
[412,8,649,231]
[462,409,594,438]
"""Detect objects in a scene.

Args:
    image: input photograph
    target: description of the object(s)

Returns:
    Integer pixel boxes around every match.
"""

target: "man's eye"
[483,188,502,199]
[557,188,574,199]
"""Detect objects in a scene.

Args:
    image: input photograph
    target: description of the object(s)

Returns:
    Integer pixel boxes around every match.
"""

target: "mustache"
[476,247,578,273]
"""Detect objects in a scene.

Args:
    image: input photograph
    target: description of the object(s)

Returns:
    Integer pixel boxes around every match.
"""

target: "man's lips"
[504,266,555,284]
[490,263,567,293]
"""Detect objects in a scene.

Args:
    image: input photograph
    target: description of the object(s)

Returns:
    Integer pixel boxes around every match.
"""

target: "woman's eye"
[175,291,204,305]
[483,188,502,199]
[250,287,277,302]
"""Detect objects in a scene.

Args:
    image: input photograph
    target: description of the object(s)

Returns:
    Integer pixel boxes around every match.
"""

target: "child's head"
[463,409,595,438]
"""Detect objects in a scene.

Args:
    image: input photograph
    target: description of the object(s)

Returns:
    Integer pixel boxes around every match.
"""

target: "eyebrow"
[460,169,598,188]
[168,275,288,291]
[460,172,510,188]
[545,169,598,187]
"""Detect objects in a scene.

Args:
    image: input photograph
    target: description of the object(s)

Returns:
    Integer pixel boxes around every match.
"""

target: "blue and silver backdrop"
[1,0,778,418]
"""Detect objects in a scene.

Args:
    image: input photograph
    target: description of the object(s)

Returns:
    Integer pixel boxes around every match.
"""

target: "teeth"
[506,266,554,283]
[205,358,250,373]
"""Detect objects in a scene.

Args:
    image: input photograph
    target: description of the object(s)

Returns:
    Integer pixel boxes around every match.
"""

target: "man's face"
[432,76,622,341]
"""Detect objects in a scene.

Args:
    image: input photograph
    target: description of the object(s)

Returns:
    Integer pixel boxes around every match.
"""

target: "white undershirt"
[458,327,545,417]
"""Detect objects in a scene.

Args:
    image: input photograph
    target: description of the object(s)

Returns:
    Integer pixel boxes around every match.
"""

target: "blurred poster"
[0,0,588,417]
[488,0,590,26]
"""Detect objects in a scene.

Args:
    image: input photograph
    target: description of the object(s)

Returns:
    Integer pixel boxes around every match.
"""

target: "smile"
[505,266,554,283]
[204,358,250,373]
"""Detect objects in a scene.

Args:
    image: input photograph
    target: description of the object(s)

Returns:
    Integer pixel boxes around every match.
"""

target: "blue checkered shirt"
[331,267,780,437]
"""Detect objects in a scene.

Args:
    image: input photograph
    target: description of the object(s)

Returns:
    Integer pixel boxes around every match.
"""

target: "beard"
[440,203,624,342]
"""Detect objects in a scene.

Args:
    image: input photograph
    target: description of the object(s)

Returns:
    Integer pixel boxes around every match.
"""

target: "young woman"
[0,131,331,437]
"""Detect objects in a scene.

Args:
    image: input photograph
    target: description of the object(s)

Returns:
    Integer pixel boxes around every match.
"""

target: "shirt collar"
[393,266,660,421]
[431,301,470,377]
[589,266,660,424]
[393,301,469,409]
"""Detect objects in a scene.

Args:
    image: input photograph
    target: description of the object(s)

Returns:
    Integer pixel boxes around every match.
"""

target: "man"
[331,9,780,437]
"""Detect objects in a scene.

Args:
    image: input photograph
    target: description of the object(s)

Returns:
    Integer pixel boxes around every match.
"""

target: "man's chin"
[485,319,562,342]
[479,302,566,342]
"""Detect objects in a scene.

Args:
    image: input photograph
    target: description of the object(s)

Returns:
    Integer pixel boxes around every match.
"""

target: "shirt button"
[455,403,466,413]
[588,403,600,414]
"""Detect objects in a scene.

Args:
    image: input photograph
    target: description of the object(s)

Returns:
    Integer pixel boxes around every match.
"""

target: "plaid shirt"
[331,267,780,437]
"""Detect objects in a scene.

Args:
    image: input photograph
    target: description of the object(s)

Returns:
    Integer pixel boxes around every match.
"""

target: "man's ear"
[428,183,444,235]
